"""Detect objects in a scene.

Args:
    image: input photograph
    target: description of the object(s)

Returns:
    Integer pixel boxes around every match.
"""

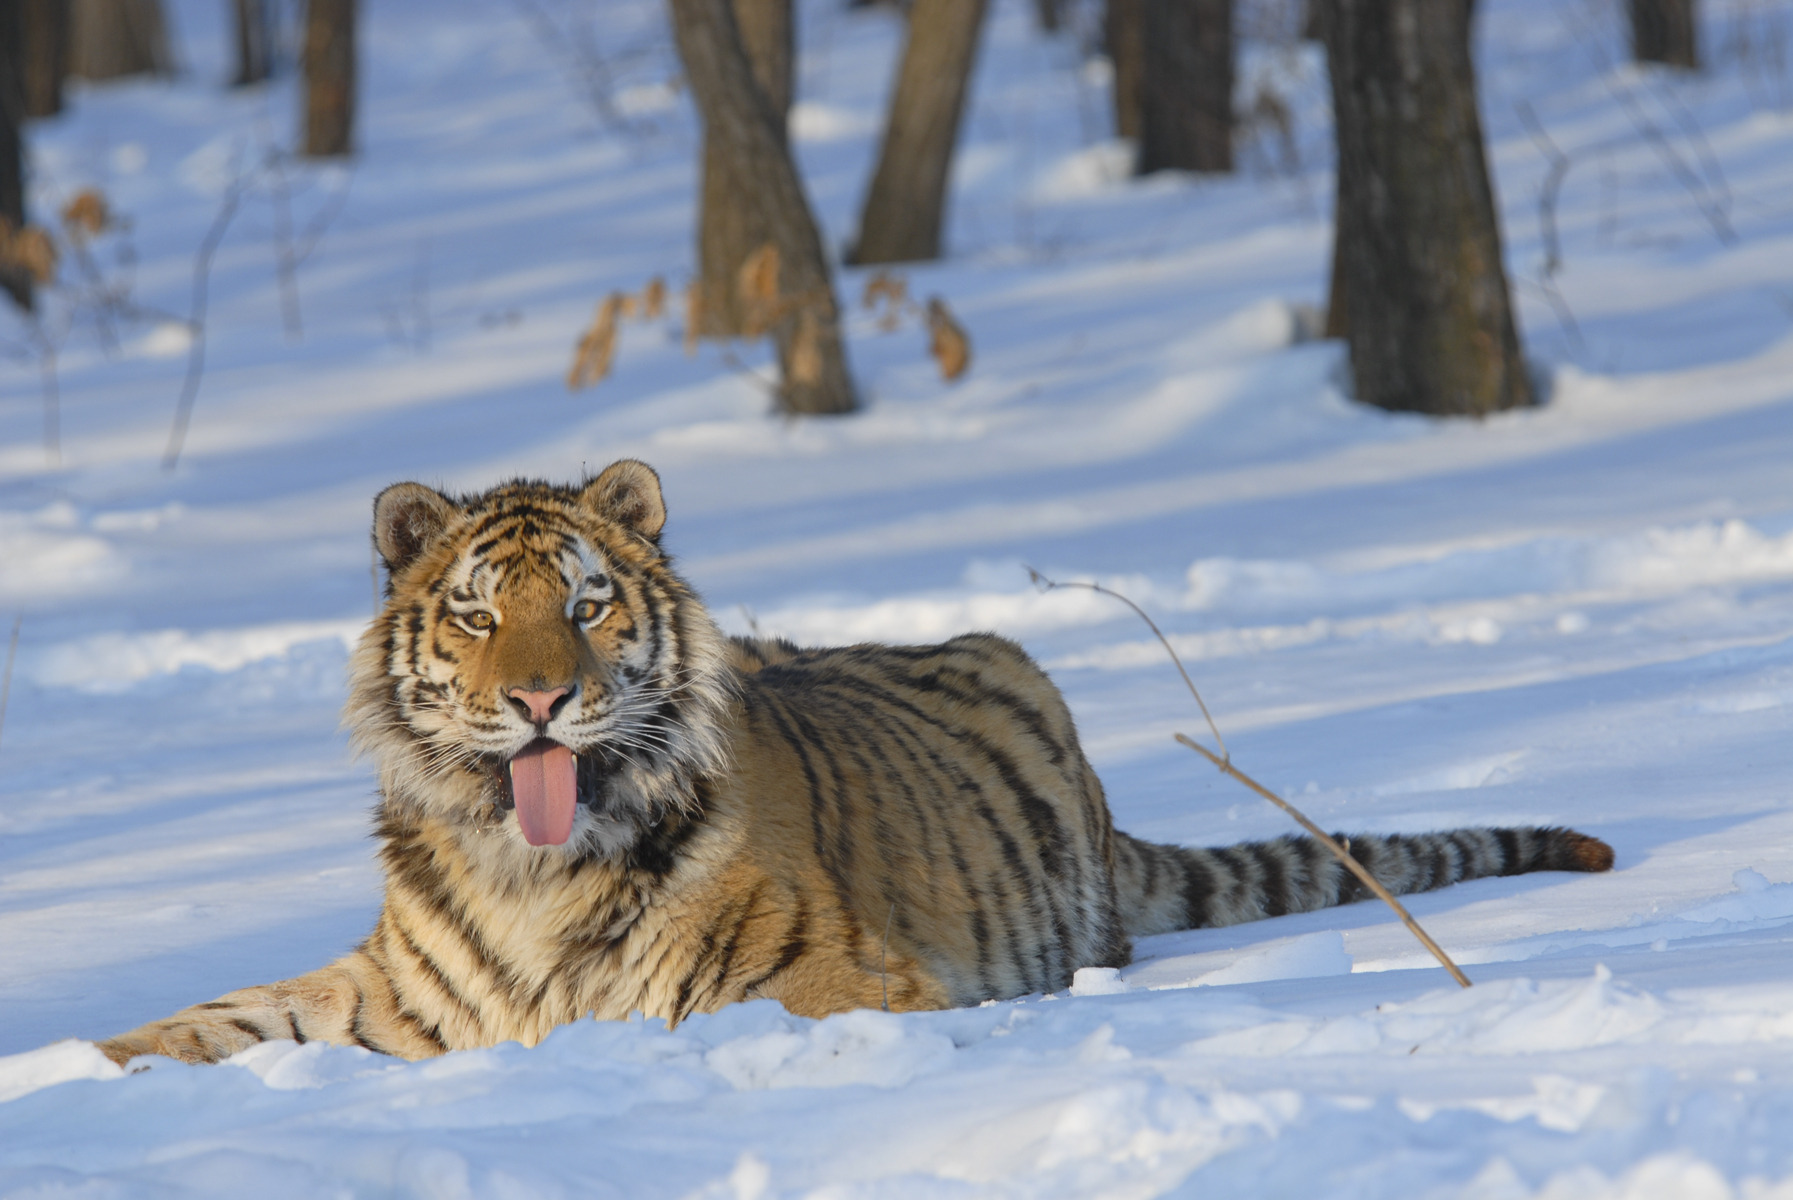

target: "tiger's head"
[346,460,733,857]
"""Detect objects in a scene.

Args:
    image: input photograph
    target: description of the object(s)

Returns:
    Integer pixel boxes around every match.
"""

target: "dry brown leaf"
[641,276,666,320]
[61,189,110,240]
[567,293,625,391]
[738,243,781,338]
[861,270,908,312]
[0,220,59,286]
[788,308,823,387]
[926,296,971,382]
[683,280,703,356]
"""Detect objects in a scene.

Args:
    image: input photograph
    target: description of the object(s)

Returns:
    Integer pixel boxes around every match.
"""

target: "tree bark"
[698,0,792,337]
[0,0,30,308]
[1106,0,1144,140]
[669,0,857,415]
[233,0,273,86]
[302,0,354,157]
[1630,0,1697,69]
[21,0,69,117]
[1326,0,1530,416]
[846,0,988,265]
[68,0,171,80]
[1137,0,1233,175]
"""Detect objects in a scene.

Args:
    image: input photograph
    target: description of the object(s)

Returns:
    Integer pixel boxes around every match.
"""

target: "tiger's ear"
[580,460,666,542]
[373,482,459,573]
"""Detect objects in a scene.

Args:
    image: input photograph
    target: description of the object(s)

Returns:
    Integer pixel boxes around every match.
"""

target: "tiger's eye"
[572,599,603,622]
[464,611,495,630]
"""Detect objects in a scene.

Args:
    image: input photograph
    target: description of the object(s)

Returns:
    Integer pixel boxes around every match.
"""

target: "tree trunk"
[1033,0,1063,32]
[302,0,354,156]
[1106,0,1144,140]
[698,0,792,338]
[846,0,988,265]
[1326,0,1530,416]
[21,0,69,117]
[0,0,30,309]
[68,0,171,80]
[1630,0,1697,69]
[669,0,857,415]
[1137,0,1233,174]
[233,0,273,86]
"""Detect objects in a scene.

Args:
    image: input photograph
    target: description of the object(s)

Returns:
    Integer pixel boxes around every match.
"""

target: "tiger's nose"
[508,687,571,726]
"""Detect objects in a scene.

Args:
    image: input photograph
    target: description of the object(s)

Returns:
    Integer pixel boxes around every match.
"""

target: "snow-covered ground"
[6,0,1793,1194]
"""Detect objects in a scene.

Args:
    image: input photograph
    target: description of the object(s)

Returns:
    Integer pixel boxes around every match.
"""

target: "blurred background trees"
[697,0,792,337]
[68,0,172,80]
[669,0,856,414]
[847,0,989,265]
[1632,0,1698,68]
[303,0,355,155]
[1323,0,1530,416]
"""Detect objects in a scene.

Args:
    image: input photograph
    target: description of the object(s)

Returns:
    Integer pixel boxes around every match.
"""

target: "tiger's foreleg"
[96,944,446,1066]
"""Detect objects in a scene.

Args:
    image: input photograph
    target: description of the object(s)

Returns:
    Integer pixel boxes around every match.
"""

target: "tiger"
[93,460,1614,1065]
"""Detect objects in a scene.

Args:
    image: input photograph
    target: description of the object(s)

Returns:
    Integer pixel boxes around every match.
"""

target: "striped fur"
[95,461,1614,1066]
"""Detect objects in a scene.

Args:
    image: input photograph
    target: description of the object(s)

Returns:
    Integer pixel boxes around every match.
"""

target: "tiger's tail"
[1113,825,1614,937]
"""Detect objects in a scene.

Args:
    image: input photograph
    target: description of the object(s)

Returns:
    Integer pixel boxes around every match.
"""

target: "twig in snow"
[1026,569,1472,989]
[0,616,20,756]
[1025,569,1228,763]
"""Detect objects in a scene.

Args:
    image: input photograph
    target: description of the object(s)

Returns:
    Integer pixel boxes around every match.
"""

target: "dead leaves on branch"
[0,219,59,286]
[566,277,666,391]
[566,251,973,394]
[926,298,971,382]
[862,268,973,383]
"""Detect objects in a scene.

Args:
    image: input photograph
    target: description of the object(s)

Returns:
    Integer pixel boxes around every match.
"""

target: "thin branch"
[1174,735,1471,988]
[0,616,20,755]
[1032,568,1472,988]
[1514,101,1570,279]
[1025,569,1228,763]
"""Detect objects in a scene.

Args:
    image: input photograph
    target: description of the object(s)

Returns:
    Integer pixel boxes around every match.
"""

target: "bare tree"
[21,0,69,117]
[1106,0,1144,139]
[233,0,273,86]
[1631,0,1698,69]
[303,0,354,156]
[698,0,792,337]
[1,0,28,309]
[68,0,172,80]
[1325,0,1530,415]
[1137,0,1233,174]
[669,0,856,414]
[847,0,989,265]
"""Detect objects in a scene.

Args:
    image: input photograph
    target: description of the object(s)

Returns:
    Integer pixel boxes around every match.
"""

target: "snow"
[4,0,1793,1194]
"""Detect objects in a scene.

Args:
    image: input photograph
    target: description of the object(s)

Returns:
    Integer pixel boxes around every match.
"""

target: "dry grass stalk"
[641,276,666,320]
[738,243,781,338]
[60,189,110,241]
[567,292,625,390]
[683,280,703,356]
[618,294,639,320]
[789,307,823,386]
[1026,570,1473,989]
[926,297,971,381]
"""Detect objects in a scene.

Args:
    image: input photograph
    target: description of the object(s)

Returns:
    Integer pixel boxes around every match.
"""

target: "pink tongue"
[508,742,578,846]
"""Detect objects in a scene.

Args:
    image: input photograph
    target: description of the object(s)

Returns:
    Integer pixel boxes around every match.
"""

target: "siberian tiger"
[95,461,1614,1065]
